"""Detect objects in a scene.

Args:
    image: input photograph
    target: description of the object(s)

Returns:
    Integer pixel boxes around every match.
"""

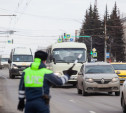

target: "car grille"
[94,79,111,84]
[17,66,29,69]
[94,87,112,91]
[118,75,126,77]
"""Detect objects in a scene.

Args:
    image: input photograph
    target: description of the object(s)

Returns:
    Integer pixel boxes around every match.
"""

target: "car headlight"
[12,64,18,69]
[54,72,62,77]
[112,77,119,82]
[85,78,94,83]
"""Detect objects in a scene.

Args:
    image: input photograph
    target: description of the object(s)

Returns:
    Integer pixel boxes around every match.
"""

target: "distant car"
[77,62,120,96]
[111,62,126,84]
[1,58,9,68]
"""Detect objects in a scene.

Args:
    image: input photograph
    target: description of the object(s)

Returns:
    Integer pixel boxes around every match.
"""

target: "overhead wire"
[12,0,32,30]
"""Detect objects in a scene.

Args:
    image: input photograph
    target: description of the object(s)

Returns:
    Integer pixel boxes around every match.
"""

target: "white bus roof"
[51,42,87,50]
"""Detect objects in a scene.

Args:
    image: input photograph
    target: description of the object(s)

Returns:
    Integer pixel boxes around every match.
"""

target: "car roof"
[111,62,126,64]
[85,62,111,66]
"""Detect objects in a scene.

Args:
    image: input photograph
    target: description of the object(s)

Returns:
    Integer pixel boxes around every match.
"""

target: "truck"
[1,54,9,68]
[8,47,33,79]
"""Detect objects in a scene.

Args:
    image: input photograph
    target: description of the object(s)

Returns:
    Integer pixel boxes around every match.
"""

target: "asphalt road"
[0,68,123,113]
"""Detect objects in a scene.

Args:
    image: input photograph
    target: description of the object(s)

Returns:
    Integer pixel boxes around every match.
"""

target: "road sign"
[92,52,97,57]
[8,40,12,44]
[58,38,62,43]
[66,34,70,38]
[92,48,96,52]
[106,52,110,58]
[70,38,74,42]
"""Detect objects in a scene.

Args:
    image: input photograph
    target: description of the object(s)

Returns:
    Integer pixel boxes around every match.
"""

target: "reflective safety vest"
[23,67,53,87]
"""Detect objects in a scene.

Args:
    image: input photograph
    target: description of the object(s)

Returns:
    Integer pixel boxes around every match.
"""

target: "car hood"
[85,73,118,79]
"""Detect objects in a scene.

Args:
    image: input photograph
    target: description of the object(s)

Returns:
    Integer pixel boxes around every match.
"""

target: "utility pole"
[90,36,93,61]
[104,19,107,62]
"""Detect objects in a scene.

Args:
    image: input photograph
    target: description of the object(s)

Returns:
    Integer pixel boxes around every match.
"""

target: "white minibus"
[46,42,87,86]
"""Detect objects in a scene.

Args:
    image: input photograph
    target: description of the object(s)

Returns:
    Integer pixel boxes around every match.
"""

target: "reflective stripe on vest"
[24,67,53,87]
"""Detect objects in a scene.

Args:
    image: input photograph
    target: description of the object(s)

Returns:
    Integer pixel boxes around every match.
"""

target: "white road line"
[89,111,96,113]
[69,99,76,103]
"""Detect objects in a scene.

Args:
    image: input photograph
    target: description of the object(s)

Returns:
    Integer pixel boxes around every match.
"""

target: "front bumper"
[10,68,24,76]
[67,75,77,84]
[84,81,120,92]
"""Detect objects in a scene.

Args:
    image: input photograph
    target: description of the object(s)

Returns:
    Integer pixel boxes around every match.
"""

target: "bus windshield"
[52,48,86,63]
[1,58,8,62]
[13,55,33,62]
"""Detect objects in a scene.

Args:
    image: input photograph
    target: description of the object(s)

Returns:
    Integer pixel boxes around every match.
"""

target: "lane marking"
[89,111,96,113]
[69,99,76,103]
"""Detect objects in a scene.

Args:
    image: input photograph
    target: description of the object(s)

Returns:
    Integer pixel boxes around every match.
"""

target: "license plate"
[120,78,126,80]
[19,71,23,75]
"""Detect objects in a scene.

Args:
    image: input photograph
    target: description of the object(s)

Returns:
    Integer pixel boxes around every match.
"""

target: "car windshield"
[1,58,8,62]
[52,48,86,63]
[13,55,33,62]
[112,64,126,70]
[85,65,115,74]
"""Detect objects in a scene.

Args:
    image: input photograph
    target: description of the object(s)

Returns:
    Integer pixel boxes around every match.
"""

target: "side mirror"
[116,71,120,75]
[53,58,56,64]
[50,55,53,61]
[78,72,83,75]
[8,59,12,64]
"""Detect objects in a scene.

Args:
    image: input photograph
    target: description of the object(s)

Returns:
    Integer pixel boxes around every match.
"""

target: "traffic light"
[90,51,93,55]
[64,33,66,39]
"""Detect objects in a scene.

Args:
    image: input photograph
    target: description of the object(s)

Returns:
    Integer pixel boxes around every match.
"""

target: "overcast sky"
[0,0,126,55]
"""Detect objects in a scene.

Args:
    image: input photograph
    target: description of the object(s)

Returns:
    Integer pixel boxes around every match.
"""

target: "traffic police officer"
[17,50,75,113]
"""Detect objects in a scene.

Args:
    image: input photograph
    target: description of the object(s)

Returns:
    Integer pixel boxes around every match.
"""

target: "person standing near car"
[17,50,74,113]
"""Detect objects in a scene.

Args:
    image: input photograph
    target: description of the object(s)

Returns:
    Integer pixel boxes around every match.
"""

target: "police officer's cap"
[35,50,48,61]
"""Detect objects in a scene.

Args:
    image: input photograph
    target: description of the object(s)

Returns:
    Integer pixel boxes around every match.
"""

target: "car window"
[112,64,126,70]
[85,65,115,74]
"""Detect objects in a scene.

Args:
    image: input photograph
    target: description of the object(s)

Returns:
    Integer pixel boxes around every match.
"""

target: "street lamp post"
[104,20,107,62]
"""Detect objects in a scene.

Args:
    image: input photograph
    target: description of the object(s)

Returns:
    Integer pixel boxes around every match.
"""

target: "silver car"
[121,81,126,113]
[77,62,120,96]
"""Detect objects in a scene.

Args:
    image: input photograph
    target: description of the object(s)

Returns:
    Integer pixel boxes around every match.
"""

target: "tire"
[108,92,112,95]
[121,95,126,113]
[9,72,15,79]
[115,91,120,96]
[73,83,77,87]
[82,87,88,96]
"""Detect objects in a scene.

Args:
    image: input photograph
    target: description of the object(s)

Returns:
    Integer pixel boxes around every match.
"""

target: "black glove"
[63,67,77,76]
[17,100,25,111]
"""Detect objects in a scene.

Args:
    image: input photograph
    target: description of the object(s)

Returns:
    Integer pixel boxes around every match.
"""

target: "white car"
[77,62,120,96]
[121,81,126,113]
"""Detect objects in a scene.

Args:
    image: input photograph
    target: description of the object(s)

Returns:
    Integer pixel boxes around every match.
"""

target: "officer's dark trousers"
[25,98,50,113]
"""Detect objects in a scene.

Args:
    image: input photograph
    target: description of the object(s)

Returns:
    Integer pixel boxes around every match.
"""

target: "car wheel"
[82,87,88,96]
[108,92,112,95]
[73,83,77,88]
[115,91,120,96]
[9,72,15,79]
[121,94,126,113]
